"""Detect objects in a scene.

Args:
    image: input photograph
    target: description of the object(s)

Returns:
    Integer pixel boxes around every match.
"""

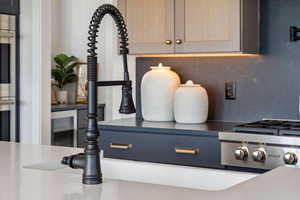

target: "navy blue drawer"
[100,131,222,168]
[77,128,86,148]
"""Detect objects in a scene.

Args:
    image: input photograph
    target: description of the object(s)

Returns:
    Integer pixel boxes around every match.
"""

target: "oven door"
[0,96,15,141]
[0,15,16,141]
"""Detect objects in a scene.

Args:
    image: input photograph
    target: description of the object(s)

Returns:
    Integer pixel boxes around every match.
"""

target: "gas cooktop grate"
[233,120,300,136]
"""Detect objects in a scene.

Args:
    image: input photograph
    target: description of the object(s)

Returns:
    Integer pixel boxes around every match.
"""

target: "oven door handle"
[0,31,14,38]
[0,99,15,105]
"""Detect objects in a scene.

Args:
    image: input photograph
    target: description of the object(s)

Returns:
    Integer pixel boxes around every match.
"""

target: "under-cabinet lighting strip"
[133,53,259,58]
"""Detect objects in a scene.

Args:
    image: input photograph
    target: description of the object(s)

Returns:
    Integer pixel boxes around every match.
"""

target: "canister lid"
[150,63,171,70]
[180,80,201,87]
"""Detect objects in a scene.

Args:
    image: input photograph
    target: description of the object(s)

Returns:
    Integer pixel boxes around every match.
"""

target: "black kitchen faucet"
[61,4,136,185]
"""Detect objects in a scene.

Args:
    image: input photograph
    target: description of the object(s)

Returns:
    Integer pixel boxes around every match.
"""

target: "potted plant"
[52,54,78,104]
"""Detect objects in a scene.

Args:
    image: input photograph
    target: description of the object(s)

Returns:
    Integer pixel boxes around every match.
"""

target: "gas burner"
[233,119,300,136]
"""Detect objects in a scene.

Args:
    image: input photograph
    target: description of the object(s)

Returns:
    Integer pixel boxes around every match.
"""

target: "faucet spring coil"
[87,4,129,57]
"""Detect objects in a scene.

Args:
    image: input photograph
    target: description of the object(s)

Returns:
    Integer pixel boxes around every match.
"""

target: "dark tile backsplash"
[136,0,300,122]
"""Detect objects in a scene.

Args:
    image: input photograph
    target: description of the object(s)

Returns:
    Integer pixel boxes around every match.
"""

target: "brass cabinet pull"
[165,40,172,45]
[110,143,132,150]
[175,148,199,155]
[175,39,182,44]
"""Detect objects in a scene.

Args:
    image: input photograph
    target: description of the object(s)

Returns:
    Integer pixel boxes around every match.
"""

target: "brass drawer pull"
[165,40,172,45]
[175,148,199,155]
[175,39,182,44]
[110,143,132,150]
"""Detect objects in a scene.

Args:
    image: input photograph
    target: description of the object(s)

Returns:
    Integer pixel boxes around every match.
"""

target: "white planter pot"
[141,63,180,121]
[174,80,208,124]
[57,90,68,104]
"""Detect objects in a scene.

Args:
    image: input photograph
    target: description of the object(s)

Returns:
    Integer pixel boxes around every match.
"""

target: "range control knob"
[283,152,298,165]
[252,148,266,162]
[234,147,248,160]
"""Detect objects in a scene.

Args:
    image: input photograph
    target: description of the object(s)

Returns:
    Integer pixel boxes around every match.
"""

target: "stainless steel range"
[219,119,300,170]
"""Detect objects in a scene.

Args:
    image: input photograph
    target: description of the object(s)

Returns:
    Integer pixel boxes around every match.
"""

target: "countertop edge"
[98,124,219,137]
[97,118,241,137]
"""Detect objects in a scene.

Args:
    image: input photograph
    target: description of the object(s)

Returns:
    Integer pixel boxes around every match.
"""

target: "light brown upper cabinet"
[118,0,260,55]
[118,0,175,54]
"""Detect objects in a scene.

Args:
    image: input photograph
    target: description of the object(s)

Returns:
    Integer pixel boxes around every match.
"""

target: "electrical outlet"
[298,96,300,117]
[225,81,236,100]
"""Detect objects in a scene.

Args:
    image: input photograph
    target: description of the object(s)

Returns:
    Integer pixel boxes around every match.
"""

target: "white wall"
[19,0,136,144]
[19,0,32,143]
[51,0,136,121]
[20,0,52,144]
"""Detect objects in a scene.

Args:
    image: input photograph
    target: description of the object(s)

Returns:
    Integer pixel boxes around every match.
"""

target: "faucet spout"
[61,4,136,185]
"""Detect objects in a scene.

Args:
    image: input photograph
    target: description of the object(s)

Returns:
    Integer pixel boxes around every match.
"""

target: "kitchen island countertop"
[0,141,298,200]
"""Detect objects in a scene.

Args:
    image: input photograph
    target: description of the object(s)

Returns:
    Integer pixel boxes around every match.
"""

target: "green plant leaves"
[64,74,77,85]
[66,63,78,74]
[54,55,64,66]
[52,53,79,90]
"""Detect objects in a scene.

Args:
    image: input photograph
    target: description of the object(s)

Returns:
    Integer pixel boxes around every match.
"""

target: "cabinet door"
[119,0,175,54]
[0,0,18,15]
[77,129,86,148]
[175,0,240,53]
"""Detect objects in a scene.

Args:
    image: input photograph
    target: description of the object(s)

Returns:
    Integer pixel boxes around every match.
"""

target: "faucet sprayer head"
[119,81,136,114]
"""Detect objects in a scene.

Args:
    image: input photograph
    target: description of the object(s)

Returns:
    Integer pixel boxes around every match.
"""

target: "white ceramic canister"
[141,63,180,121]
[174,80,208,124]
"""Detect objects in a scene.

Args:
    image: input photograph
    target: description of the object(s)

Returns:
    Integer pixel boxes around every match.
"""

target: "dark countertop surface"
[98,118,241,137]
[52,103,105,112]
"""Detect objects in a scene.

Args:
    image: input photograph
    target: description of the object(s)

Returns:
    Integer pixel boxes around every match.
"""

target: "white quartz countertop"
[0,141,298,200]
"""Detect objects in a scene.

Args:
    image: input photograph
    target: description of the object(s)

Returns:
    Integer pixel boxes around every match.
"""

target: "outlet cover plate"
[225,81,236,100]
